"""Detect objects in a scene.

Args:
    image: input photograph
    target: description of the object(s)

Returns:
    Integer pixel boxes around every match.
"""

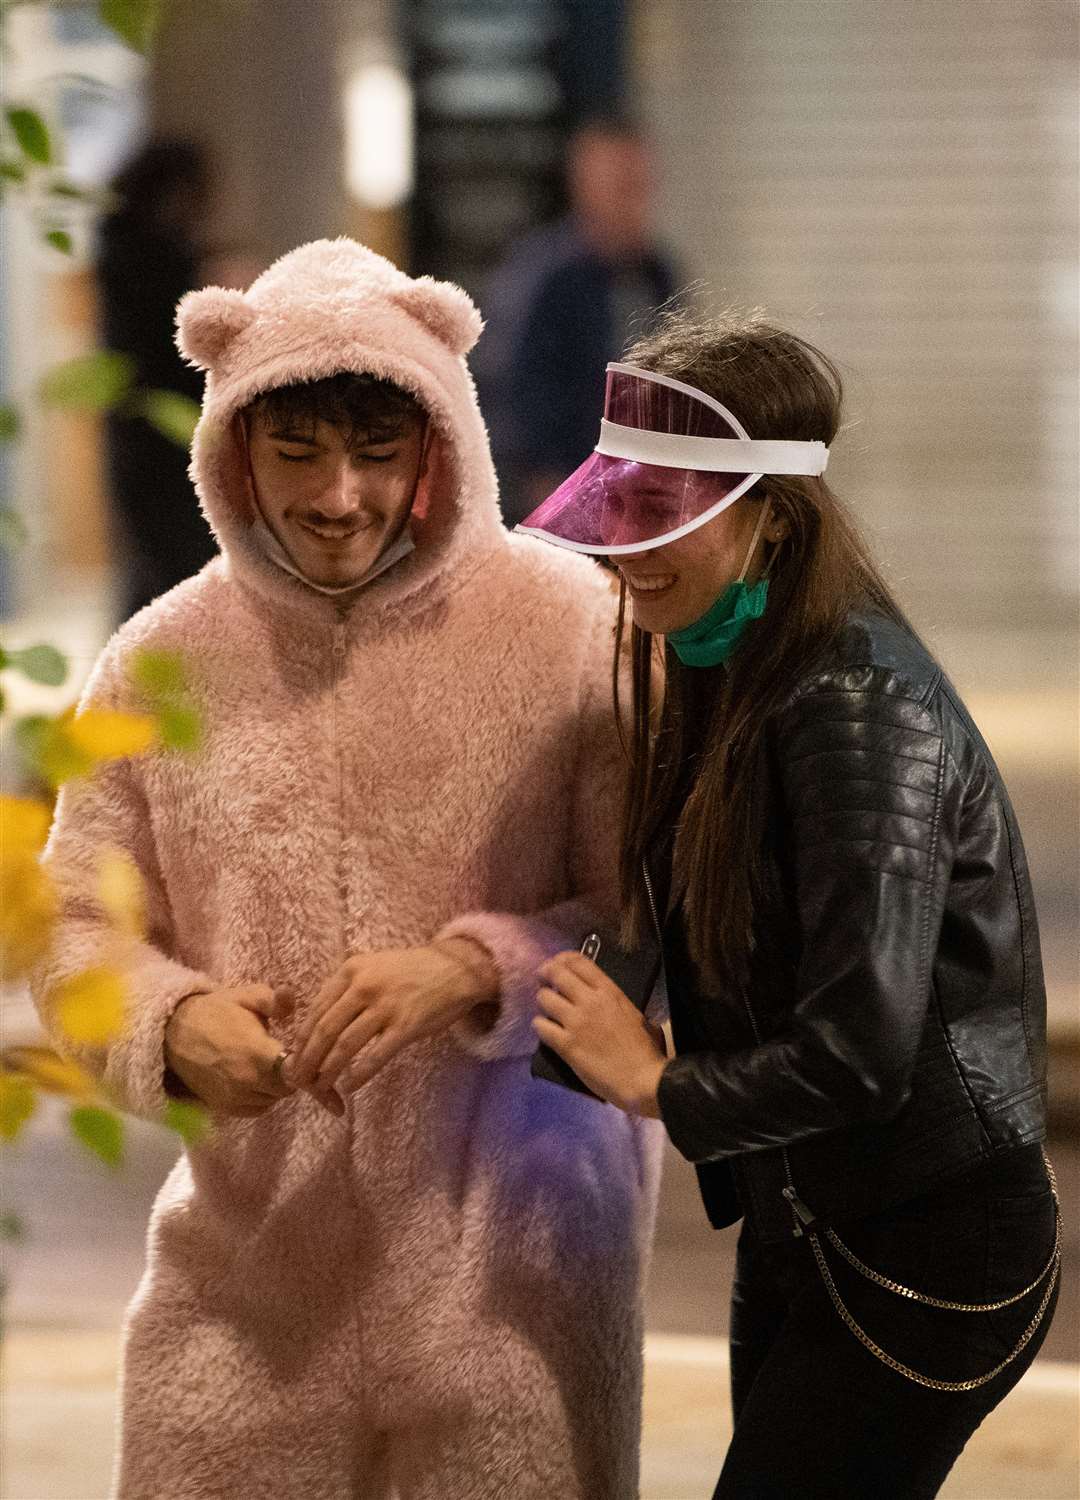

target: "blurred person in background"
[523,313,1059,1499]
[97,138,219,621]
[476,116,678,527]
[36,238,661,1500]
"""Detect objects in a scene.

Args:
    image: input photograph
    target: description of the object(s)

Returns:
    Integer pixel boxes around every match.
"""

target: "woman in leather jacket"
[523,313,1060,1498]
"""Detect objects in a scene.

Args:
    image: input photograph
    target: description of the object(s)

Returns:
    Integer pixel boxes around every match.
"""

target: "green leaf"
[163,1098,211,1147]
[69,1105,124,1168]
[0,404,20,442]
[45,228,74,255]
[6,643,69,687]
[130,648,188,699]
[6,108,52,166]
[140,389,200,447]
[40,350,134,411]
[157,703,202,753]
[49,179,86,200]
[99,0,163,53]
[0,507,28,549]
[1,160,27,185]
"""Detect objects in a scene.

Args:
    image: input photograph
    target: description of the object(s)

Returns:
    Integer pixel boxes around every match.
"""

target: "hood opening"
[181,238,507,625]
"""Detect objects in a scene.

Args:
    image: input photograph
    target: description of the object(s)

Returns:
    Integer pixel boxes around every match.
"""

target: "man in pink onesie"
[35,239,662,1499]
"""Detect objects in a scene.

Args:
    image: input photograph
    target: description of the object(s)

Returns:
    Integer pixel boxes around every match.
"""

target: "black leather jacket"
[655,610,1047,1243]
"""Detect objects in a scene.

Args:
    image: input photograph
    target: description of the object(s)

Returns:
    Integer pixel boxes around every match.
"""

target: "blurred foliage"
[39,350,135,410]
[99,0,163,52]
[137,388,200,446]
[1,645,207,1167]
[0,9,219,1311]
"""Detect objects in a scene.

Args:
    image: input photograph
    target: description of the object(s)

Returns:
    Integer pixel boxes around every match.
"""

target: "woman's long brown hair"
[614,311,915,992]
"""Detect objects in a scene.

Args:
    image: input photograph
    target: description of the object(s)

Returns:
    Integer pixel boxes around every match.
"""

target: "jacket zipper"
[733,941,809,1238]
[646,854,809,1234]
[642,857,663,951]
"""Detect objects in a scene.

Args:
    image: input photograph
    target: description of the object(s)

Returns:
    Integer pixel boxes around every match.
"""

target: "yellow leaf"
[0,795,52,855]
[52,967,127,1046]
[98,850,145,938]
[0,1073,37,1142]
[0,854,56,982]
[0,1046,95,1098]
[66,708,156,761]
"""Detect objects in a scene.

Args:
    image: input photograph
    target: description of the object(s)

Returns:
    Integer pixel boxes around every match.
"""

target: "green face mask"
[667,500,772,668]
[668,576,769,667]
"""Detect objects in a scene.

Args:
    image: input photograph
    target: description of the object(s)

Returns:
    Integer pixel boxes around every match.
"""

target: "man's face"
[247,410,426,588]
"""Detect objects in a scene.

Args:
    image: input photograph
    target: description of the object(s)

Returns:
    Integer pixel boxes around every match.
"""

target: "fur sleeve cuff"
[435,906,590,1061]
[101,955,215,1118]
[37,928,215,1121]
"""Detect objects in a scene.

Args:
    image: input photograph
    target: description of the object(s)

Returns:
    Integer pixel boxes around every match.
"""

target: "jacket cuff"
[656,1053,729,1165]
[435,910,578,1061]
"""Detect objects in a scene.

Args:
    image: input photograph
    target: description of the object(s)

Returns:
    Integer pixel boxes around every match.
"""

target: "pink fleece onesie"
[35,239,663,1500]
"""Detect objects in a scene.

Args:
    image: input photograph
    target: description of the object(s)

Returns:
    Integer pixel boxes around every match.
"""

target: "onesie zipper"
[331,615,349,954]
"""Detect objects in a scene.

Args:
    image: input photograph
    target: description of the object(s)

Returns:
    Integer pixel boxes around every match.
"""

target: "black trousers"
[715,1145,1060,1499]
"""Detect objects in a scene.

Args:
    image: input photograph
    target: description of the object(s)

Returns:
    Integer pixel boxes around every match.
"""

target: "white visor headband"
[598,364,830,477]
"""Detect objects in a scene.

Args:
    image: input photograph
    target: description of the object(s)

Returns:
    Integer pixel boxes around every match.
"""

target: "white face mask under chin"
[250,513,416,596]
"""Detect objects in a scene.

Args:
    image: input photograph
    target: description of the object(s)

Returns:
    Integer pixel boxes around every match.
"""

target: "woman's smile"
[624,571,678,598]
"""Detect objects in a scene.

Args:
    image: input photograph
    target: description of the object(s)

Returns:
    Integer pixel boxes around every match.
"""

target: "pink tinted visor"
[516,363,829,556]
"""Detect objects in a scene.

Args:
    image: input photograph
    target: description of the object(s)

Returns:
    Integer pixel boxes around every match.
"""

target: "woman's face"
[611,495,775,635]
[248,412,426,588]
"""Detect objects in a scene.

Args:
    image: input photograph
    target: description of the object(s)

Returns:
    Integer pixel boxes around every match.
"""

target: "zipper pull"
[782,1184,819,1238]
[332,621,347,659]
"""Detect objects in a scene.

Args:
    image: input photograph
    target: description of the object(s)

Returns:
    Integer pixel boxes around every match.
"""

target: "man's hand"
[534,952,667,1115]
[287,941,499,1098]
[164,985,296,1118]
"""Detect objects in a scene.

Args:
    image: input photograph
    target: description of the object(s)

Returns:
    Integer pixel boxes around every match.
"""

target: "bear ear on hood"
[175,286,257,370]
[391,276,483,357]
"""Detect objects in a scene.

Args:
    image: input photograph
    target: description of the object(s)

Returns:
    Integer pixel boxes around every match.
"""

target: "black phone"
[530,928,662,1101]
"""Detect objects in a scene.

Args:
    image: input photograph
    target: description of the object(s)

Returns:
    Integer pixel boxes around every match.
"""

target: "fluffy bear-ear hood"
[177,237,504,625]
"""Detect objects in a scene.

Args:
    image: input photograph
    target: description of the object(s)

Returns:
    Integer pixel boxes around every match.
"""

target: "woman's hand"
[534,952,667,1116]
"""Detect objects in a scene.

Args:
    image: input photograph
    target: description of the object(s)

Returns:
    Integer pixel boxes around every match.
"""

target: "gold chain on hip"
[805,1153,1061,1392]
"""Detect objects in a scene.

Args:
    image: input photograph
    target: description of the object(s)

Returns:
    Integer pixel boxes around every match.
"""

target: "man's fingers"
[233,985,278,1018]
[343,1027,406,1090]
[258,1053,295,1099]
[314,1010,384,1090]
[290,970,352,1056]
[289,988,370,1085]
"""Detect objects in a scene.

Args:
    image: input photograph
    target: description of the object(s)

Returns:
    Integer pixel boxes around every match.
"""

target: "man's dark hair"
[252,372,422,446]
